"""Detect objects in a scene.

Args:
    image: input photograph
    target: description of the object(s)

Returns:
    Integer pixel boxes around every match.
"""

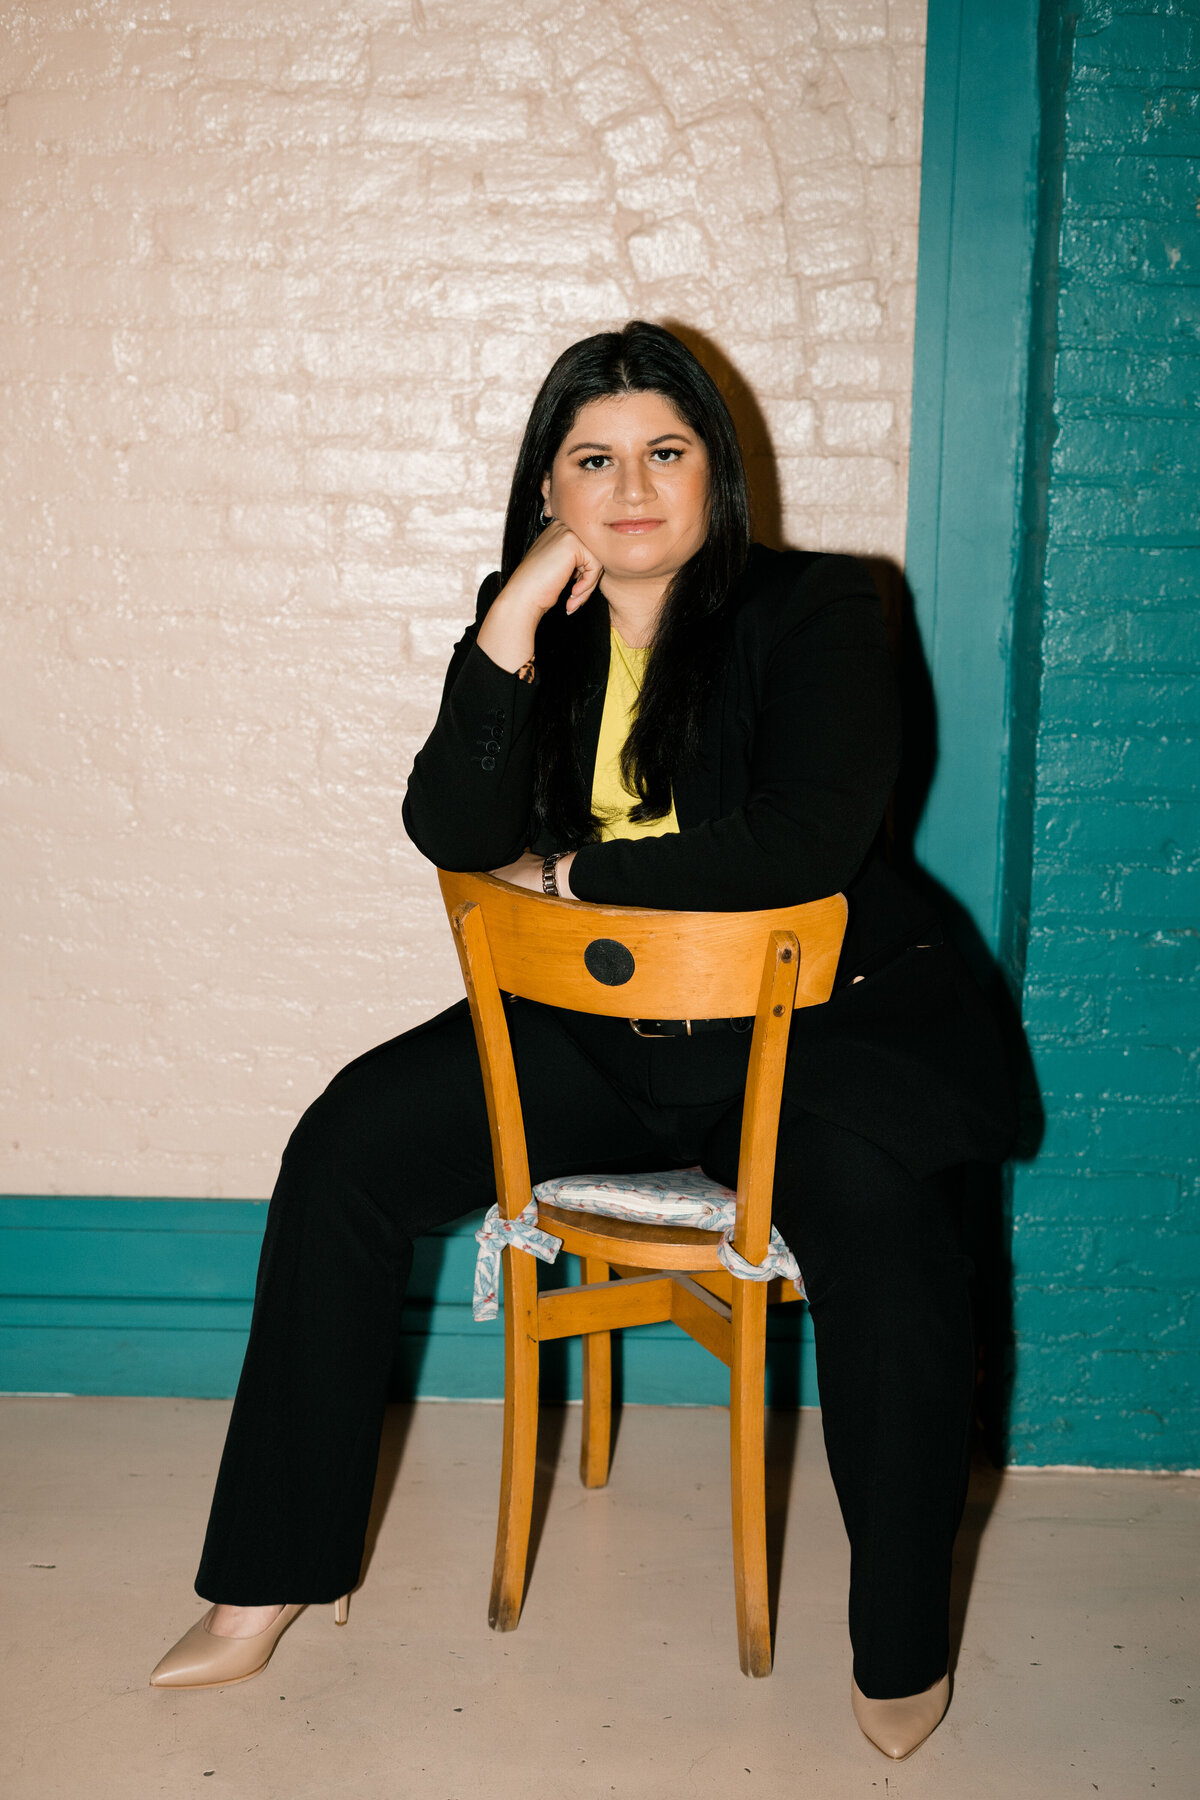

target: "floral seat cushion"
[533,1165,736,1226]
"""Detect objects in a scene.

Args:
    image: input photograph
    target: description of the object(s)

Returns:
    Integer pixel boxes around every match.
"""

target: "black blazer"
[404,545,1016,1178]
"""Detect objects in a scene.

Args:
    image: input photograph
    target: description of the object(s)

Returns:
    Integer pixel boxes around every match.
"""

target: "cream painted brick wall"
[0,0,926,1197]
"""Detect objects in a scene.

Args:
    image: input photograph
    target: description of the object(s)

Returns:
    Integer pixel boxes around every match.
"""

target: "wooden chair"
[438,869,848,1677]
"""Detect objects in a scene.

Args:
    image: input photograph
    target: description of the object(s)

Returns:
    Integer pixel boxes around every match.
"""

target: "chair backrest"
[437,871,846,1019]
[438,871,848,1265]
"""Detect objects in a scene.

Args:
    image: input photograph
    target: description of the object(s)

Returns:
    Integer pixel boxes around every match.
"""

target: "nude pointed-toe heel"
[851,1672,951,1760]
[149,1597,350,1690]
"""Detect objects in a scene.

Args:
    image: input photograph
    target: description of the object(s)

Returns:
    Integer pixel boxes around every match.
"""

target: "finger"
[569,554,603,596]
[565,568,602,613]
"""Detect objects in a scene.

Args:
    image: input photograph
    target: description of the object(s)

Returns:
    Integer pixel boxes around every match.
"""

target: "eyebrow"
[563,432,693,455]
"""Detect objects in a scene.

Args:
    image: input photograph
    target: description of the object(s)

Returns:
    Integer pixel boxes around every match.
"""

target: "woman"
[150,322,1014,1760]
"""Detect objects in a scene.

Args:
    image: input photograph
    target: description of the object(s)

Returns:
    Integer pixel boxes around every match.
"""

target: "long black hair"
[500,320,751,847]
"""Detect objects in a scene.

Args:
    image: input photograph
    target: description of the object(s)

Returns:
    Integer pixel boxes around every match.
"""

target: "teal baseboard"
[0,1197,818,1406]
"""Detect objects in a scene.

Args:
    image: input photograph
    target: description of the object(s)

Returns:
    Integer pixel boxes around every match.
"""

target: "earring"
[541,509,553,525]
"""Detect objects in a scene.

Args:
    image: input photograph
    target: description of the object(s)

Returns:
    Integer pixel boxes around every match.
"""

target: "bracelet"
[541,851,565,896]
[516,656,536,685]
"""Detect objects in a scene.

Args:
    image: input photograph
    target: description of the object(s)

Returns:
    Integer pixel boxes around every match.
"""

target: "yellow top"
[589,627,680,842]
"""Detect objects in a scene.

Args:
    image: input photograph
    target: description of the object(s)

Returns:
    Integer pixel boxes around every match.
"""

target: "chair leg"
[489,1244,540,1632]
[730,1279,772,1677]
[579,1256,612,1488]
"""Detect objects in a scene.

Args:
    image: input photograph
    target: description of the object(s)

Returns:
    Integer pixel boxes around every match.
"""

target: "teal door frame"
[906,0,1043,957]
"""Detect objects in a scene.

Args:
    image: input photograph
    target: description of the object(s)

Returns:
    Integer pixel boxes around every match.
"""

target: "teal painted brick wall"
[1008,0,1200,1467]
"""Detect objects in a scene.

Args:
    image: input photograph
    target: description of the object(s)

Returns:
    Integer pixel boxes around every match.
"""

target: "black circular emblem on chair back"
[583,938,636,987]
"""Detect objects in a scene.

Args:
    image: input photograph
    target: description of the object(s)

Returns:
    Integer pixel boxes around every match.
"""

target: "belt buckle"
[628,1018,691,1038]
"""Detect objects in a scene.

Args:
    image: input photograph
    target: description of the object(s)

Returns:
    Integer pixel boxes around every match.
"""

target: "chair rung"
[688,1269,804,1306]
[537,1274,675,1342]
[669,1274,733,1367]
[535,1272,735,1369]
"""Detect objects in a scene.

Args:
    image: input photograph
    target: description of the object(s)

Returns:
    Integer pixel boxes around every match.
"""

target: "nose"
[613,455,655,508]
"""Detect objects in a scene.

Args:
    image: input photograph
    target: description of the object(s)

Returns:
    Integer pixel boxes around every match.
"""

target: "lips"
[608,518,664,534]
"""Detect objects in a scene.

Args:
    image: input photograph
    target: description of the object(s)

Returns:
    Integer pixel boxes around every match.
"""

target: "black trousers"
[196,997,975,1699]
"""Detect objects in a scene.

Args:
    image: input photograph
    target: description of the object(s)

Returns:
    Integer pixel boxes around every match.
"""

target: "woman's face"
[541,390,710,586]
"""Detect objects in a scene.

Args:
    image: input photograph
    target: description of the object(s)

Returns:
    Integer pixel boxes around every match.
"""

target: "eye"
[577,454,611,471]
[649,447,684,463]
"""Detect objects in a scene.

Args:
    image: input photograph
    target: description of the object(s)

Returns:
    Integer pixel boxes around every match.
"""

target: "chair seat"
[531,1168,804,1289]
[535,1203,727,1271]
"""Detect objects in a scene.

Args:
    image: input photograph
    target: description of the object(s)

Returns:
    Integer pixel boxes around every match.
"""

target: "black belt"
[628,1016,753,1038]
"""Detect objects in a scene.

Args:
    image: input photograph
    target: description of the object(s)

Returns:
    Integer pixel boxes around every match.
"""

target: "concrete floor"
[1,1398,1196,1800]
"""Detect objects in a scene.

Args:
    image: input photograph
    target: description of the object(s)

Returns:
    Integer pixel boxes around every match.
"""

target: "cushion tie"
[473,1202,561,1322]
[717,1228,803,1289]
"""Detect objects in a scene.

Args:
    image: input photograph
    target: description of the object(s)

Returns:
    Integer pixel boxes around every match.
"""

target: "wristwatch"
[541,852,565,896]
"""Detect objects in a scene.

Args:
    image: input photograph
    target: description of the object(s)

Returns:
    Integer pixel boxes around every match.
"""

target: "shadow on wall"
[883,568,1047,1470]
[665,319,785,549]
[678,322,1047,1468]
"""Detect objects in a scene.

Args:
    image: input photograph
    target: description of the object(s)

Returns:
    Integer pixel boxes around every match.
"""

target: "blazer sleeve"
[568,560,901,911]
[401,574,542,870]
